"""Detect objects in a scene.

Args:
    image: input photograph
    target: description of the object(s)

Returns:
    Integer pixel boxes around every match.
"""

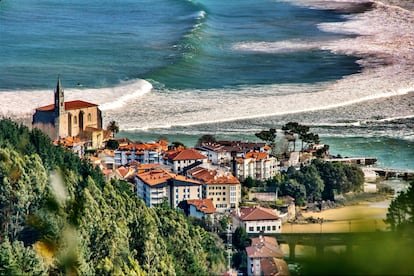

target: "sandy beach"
[283,200,391,233]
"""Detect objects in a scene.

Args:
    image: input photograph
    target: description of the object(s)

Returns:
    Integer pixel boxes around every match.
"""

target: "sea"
[0,0,413,170]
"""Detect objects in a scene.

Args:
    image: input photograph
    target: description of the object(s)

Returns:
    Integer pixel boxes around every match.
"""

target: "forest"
[0,119,226,275]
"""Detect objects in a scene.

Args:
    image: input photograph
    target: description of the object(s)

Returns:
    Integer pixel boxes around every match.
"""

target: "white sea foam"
[0,79,152,117]
[2,0,414,133]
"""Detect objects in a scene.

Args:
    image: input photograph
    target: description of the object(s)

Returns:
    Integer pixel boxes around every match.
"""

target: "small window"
[88,113,92,122]
[256,226,260,231]
[267,226,271,231]
[249,227,254,232]
[74,116,78,124]
[272,226,276,231]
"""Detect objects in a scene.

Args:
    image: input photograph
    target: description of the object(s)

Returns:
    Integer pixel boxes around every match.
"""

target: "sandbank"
[283,200,391,233]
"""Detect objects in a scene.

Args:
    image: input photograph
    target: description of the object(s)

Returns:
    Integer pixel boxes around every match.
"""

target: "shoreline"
[283,193,394,234]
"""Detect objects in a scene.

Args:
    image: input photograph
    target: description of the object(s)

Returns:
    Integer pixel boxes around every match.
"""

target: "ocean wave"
[0,79,153,117]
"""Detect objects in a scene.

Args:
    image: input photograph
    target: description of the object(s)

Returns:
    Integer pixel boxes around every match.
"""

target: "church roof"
[36,100,98,111]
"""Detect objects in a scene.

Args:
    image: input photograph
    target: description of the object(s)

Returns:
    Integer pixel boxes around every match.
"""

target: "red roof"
[36,100,98,111]
[187,199,216,214]
[246,236,283,259]
[165,148,207,161]
[237,206,279,221]
[187,167,240,185]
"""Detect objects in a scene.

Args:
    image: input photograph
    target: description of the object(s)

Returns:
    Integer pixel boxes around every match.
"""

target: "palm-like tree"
[107,120,119,138]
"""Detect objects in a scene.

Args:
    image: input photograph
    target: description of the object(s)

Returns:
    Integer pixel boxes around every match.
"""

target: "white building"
[163,148,208,174]
[235,152,279,181]
[245,236,286,276]
[134,169,202,208]
[232,206,282,234]
[197,142,232,165]
[114,141,166,167]
[187,167,241,213]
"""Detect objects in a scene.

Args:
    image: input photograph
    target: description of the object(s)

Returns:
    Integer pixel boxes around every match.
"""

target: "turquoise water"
[1,0,413,170]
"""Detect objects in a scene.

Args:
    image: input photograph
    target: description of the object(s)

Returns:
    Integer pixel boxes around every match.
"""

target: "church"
[32,76,103,142]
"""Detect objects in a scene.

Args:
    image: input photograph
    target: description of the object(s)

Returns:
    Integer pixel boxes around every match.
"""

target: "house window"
[249,226,254,232]
[267,226,271,231]
[272,226,276,231]
[88,113,91,122]
[256,226,260,231]
[262,226,265,231]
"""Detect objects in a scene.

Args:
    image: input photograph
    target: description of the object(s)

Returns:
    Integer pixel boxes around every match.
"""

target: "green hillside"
[0,119,226,275]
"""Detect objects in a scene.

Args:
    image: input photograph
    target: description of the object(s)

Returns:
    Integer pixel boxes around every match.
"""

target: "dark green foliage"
[105,139,119,150]
[269,160,364,204]
[171,141,185,148]
[254,128,276,143]
[106,120,119,137]
[0,238,47,275]
[0,119,226,275]
[385,181,414,233]
[232,227,250,251]
[196,134,217,147]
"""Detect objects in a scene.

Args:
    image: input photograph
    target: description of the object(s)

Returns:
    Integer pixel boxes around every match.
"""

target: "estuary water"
[0,0,413,170]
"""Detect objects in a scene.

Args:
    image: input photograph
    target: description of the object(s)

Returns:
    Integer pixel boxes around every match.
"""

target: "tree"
[280,178,307,206]
[171,141,185,148]
[105,139,119,150]
[106,121,119,138]
[0,238,47,275]
[385,181,414,233]
[255,128,277,155]
[196,134,216,147]
[232,227,250,251]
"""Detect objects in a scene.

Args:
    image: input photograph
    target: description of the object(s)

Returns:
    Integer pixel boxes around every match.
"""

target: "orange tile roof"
[246,236,283,259]
[165,148,207,161]
[173,174,202,185]
[116,166,135,179]
[260,257,289,276]
[187,167,240,185]
[137,170,172,186]
[237,206,279,221]
[187,199,216,214]
[245,151,269,161]
[36,100,98,111]
[137,169,201,186]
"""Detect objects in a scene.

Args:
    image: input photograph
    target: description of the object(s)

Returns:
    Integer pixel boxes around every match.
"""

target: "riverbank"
[283,193,393,234]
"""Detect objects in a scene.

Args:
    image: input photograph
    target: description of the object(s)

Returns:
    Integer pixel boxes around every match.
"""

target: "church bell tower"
[54,75,65,115]
[54,75,65,139]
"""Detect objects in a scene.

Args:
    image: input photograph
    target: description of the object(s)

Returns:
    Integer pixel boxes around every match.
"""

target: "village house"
[232,206,282,234]
[179,198,216,222]
[245,236,288,276]
[196,142,232,165]
[234,151,279,181]
[32,76,104,144]
[114,140,167,167]
[134,169,202,208]
[163,148,208,174]
[187,167,241,212]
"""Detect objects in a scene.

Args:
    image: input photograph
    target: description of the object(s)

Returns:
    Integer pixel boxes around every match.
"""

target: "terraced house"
[187,167,241,212]
[135,169,202,208]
